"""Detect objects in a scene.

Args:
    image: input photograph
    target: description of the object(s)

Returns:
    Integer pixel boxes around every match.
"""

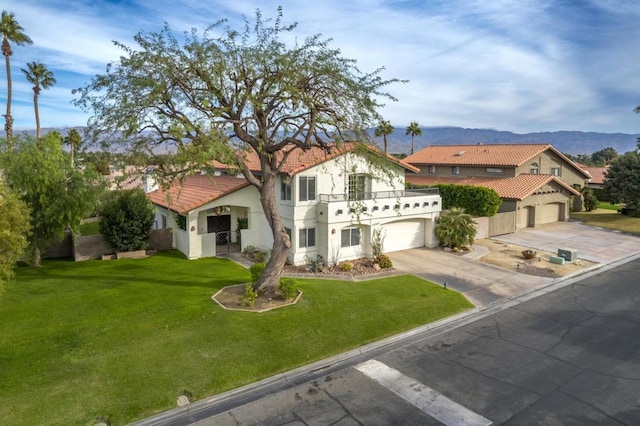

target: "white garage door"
[381,219,425,253]
[539,203,561,224]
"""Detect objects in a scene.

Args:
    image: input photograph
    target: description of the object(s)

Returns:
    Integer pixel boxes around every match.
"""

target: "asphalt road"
[182,257,640,426]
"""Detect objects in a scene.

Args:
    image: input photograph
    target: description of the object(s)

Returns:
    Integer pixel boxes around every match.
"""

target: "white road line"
[355,359,493,426]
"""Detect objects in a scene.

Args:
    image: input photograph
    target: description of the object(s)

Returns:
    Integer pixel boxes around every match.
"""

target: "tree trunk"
[34,90,41,147]
[254,170,290,298]
[32,243,41,267]
[3,46,13,147]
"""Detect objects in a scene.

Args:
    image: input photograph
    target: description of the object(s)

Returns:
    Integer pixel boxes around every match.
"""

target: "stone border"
[211,284,303,313]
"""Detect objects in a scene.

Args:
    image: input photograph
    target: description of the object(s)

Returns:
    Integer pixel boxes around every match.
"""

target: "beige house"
[405,144,590,235]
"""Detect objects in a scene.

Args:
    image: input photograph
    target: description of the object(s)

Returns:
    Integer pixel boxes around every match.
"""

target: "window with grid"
[530,162,539,174]
[348,174,367,200]
[428,165,436,174]
[551,167,560,176]
[452,166,460,175]
[299,176,316,201]
[298,228,316,248]
[341,228,361,247]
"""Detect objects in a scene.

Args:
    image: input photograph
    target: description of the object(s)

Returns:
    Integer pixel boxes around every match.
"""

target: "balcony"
[317,188,441,222]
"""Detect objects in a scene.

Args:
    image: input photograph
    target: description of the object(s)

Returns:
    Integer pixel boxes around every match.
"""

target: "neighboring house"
[578,164,609,189]
[405,143,590,234]
[148,143,442,265]
[108,165,158,193]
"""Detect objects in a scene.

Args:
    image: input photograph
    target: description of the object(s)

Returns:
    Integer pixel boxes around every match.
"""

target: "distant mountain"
[378,127,640,156]
[21,126,640,156]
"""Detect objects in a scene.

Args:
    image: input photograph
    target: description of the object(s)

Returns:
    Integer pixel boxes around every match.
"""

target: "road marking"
[355,359,493,426]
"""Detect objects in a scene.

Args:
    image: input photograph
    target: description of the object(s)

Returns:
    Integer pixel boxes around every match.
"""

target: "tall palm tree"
[21,61,56,146]
[64,128,82,167]
[405,121,422,155]
[0,11,33,148]
[375,120,394,153]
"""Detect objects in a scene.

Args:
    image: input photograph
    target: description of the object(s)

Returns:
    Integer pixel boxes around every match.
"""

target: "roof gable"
[148,174,249,214]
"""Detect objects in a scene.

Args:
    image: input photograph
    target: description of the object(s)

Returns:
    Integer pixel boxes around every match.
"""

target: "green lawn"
[78,220,101,236]
[572,208,640,234]
[0,252,472,425]
[597,201,622,211]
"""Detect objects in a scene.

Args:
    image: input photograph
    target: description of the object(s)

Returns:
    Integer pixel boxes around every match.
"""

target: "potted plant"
[521,249,537,259]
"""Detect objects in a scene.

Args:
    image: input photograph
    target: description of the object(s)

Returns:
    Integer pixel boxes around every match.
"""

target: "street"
[187,257,640,425]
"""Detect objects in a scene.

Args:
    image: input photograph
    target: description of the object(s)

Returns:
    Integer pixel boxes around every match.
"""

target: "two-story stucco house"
[404,143,591,234]
[148,142,442,265]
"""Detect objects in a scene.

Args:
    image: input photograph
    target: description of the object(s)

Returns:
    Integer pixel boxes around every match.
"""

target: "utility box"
[557,248,577,262]
[550,256,565,265]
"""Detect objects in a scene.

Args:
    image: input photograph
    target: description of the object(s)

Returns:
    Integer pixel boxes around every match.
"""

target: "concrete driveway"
[491,220,640,264]
[388,221,640,307]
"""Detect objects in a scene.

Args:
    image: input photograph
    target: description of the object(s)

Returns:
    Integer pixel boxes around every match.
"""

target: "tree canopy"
[603,150,640,215]
[73,8,402,294]
[0,180,31,294]
[0,134,104,265]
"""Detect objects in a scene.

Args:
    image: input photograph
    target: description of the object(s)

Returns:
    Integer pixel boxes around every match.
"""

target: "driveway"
[388,221,640,307]
[491,220,640,264]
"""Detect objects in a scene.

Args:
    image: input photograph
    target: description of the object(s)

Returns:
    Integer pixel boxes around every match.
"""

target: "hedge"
[409,183,501,217]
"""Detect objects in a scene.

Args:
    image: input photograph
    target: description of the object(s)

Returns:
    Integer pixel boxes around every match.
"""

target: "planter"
[521,250,537,259]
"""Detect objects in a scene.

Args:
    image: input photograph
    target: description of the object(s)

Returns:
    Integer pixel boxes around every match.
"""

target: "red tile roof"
[406,173,580,201]
[405,143,590,178]
[581,165,609,185]
[148,174,249,214]
[235,142,419,175]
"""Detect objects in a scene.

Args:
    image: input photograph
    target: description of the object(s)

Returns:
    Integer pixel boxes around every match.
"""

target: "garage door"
[381,219,424,253]
[539,203,561,224]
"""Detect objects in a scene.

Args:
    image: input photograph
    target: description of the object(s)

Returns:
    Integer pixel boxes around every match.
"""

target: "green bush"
[409,183,501,217]
[435,206,477,249]
[249,262,266,283]
[278,278,298,299]
[340,261,353,272]
[99,189,155,252]
[376,254,393,269]
[239,283,258,307]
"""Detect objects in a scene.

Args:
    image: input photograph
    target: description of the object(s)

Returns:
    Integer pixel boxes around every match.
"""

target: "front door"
[207,215,231,244]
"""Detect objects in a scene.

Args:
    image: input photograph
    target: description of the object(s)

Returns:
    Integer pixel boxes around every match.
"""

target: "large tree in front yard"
[73,8,401,296]
[0,180,31,294]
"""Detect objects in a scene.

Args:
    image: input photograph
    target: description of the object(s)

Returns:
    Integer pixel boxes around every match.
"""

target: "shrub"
[279,278,298,299]
[371,228,385,259]
[254,251,265,262]
[99,189,155,252]
[239,283,258,307]
[242,245,256,255]
[408,183,501,217]
[306,255,324,272]
[249,262,266,283]
[340,261,353,272]
[376,254,393,269]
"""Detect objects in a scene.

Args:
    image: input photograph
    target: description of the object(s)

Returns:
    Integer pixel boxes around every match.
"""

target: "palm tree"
[375,120,394,153]
[405,121,422,155]
[0,11,33,148]
[434,206,477,249]
[64,128,82,167]
[21,61,56,146]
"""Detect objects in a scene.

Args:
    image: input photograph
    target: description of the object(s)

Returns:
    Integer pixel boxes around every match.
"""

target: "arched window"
[530,162,539,174]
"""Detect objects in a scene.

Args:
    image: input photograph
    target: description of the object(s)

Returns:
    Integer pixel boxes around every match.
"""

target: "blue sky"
[3,0,640,134]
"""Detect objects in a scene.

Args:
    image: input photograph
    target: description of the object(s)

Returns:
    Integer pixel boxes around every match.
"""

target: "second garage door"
[538,203,562,225]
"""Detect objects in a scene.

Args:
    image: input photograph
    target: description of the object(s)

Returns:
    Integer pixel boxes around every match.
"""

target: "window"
[176,214,187,231]
[298,227,316,248]
[341,228,361,247]
[348,174,367,200]
[161,214,167,229]
[551,167,560,176]
[428,165,436,174]
[299,176,316,201]
[452,166,460,175]
[486,168,502,174]
[281,179,291,201]
[530,162,539,174]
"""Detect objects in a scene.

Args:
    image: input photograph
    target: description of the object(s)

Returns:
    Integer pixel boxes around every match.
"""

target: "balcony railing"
[318,188,439,203]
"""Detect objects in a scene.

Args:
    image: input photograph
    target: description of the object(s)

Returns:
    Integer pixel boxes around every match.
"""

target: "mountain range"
[22,126,640,156]
[379,127,640,156]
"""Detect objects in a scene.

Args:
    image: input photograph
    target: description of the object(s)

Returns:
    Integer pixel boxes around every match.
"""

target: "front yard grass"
[0,251,472,425]
[572,208,640,234]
